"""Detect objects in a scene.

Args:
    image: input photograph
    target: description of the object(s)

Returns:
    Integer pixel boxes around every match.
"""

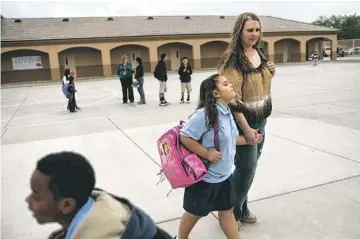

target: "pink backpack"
[157,119,219,190]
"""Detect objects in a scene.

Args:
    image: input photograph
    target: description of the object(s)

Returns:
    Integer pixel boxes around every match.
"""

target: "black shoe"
[180,97,184,104]
[187,95,190,103]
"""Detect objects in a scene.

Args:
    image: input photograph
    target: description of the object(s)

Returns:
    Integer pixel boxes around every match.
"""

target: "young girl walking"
[176,74,262,239]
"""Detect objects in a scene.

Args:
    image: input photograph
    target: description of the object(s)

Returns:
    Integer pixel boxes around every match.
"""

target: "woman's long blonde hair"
[217,12,264,74]
[121,55,128,64]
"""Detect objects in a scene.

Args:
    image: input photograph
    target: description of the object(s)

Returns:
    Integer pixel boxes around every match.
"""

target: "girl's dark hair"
[217,12,263,74]
[197,74,220,130]
[135,57,143,64]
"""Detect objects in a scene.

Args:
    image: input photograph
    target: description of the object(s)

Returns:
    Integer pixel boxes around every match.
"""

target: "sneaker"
[186,96,190,103]
[241,212,257,224]
[180,99,185,104]
[159,101,166,106]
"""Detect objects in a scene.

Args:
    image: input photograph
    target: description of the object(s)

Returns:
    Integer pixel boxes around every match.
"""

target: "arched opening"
[200,41,228,68]
[110,45,150,74]
[157,42,193,71]
[306,37,333,61]
[274,38,301,63]
[58,47,103,78]
[1,49,51,84]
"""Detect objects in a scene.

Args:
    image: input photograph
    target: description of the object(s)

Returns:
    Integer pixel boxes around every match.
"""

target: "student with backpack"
[178,57,193,104]
[154,53,169,106]
[170,74,262,239]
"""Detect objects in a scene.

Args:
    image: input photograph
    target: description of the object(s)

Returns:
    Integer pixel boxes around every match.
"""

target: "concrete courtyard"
[1,61,360,238]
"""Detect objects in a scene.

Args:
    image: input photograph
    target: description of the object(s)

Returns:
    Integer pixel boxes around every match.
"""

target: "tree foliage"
[313,14,360,39]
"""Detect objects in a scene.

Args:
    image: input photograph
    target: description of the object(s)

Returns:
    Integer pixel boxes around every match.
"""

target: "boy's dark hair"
[36,151,96,208]
[135,57,143,64]
[160,54,167,60]
[181,57,188,60]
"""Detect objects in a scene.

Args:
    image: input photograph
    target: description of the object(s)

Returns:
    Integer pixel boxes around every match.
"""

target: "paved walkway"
[2,61,360,238]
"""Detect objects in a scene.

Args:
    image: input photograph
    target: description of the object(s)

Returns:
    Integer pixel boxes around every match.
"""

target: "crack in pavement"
[3,91,31,129]
[269,133,360,165]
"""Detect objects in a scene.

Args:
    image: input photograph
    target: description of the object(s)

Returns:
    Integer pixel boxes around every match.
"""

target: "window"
[65,57,68,65]
[132,53,135,61]
[147,16,154,20]
[176,51,179,58]
[220,16,225,19]
[185,16,190,19]
[62,18,69,22]
[107,17,114,21]
[14,19,22,23]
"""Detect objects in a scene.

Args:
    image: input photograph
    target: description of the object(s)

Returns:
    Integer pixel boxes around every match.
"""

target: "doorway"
[64,54,75,72]
[170,48,180,70]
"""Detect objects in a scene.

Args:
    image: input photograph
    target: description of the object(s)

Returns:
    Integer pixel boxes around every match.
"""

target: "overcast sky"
[1,1,359,23]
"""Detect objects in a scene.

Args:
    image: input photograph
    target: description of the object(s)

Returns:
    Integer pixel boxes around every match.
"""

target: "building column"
[101,49,112,77]
[49,50,60,81]
[267,41,275,62]
[319,41,324,60]
[300,40,306,62]
[149,46,158,72]
[331,39,338,61]
[192,44,201,69]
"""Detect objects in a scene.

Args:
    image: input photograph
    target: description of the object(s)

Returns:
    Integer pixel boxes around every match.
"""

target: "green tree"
[313,14,360,39]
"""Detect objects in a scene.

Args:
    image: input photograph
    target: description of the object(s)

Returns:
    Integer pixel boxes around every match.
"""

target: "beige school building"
[1,15,338,84]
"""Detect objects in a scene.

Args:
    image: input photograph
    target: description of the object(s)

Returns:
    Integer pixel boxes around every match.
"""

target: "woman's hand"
[244,128,259,144]
[247,132,263,145]
[266,61,276,74]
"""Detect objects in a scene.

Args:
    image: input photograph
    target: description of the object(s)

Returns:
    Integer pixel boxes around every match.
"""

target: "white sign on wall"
[12,56,43,70]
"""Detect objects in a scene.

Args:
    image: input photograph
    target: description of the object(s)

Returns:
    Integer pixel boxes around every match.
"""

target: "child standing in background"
[178,57,193,104]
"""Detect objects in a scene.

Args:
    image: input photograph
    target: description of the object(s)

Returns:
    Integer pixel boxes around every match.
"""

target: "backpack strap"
[190,111,220,152]
[257,47,268,62]
[214,119,220,152]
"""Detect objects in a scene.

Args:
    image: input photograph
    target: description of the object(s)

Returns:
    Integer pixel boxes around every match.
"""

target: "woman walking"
[217,12,276,228]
